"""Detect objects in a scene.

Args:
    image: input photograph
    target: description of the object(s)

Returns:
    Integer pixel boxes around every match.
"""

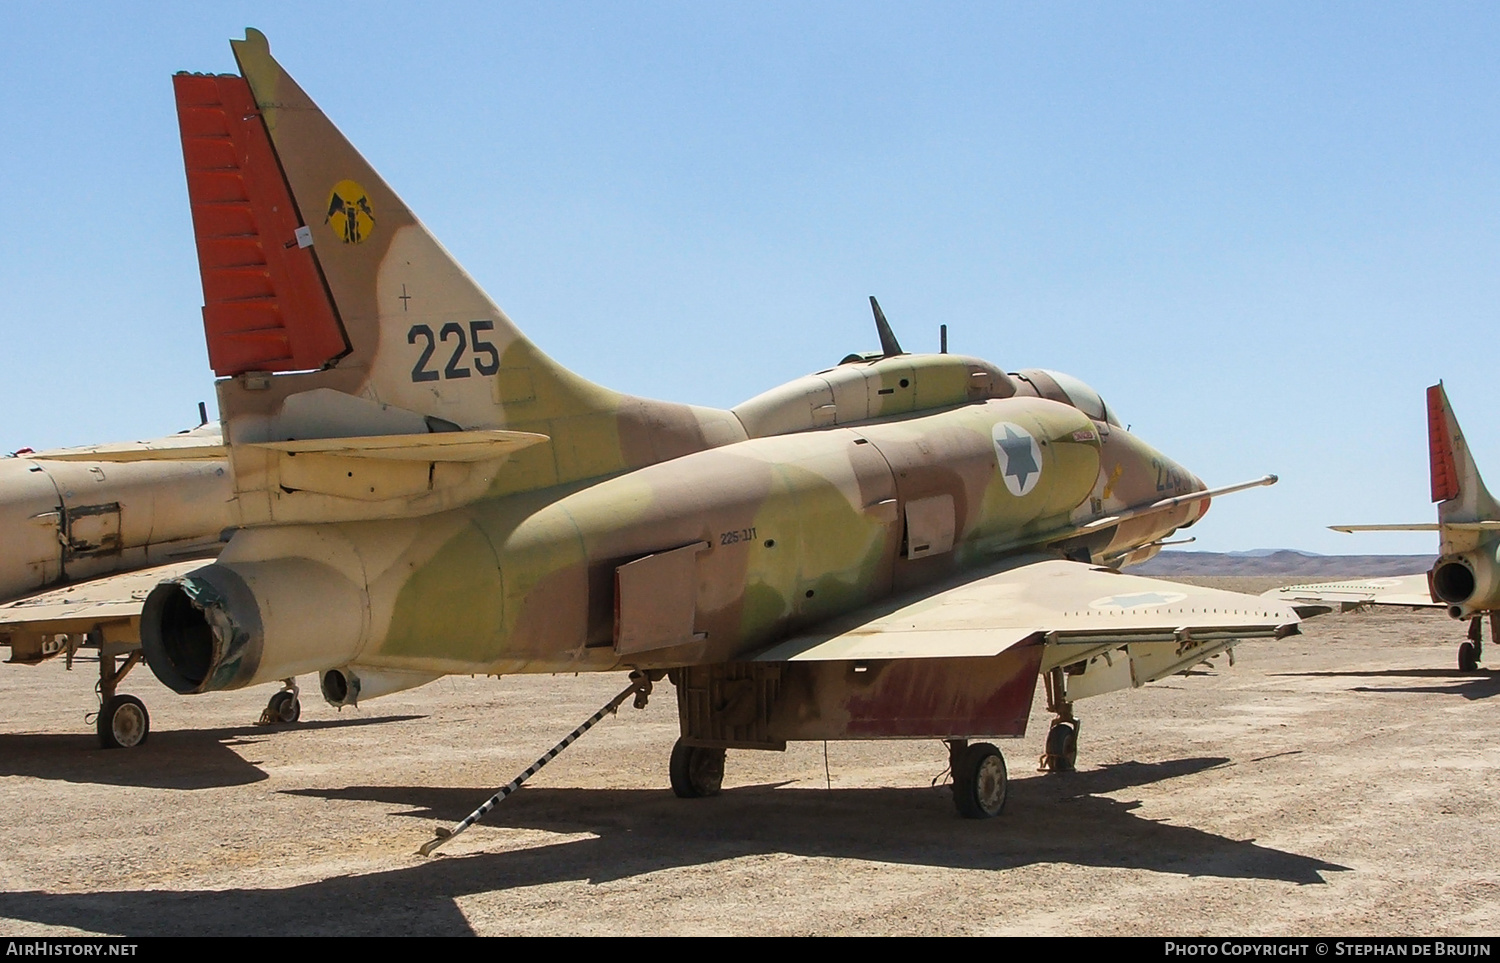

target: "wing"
[751,554,1298,701]
[1262,572,1438,615]
[0,560,207,663]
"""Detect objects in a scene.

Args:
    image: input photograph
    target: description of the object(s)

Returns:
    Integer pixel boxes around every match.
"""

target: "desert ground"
[1,576,1497,936]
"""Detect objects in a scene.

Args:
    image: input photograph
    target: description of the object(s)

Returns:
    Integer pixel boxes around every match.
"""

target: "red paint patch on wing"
[841,644,1044,738]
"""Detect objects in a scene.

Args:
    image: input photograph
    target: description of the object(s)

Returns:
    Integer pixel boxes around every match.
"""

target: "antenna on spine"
[869,297,904,358]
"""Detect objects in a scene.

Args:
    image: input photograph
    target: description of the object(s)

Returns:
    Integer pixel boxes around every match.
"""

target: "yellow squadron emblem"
[325,179,375,244]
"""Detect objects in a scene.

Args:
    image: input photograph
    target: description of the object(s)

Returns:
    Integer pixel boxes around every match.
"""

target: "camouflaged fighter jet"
[0,422,246,748]
[1267,383,1498,674]
[40,29,1299,819]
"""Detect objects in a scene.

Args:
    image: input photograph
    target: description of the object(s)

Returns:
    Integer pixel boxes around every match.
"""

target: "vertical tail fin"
[1429,382,1499,524]
[175,31,743,522]
[186,27,608,427]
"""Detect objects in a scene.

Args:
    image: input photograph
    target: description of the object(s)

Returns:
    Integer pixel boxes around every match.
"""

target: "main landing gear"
[1458,614,1493,673]
[669,739,725,798]
[94,641,148,749]
[947,739,1008,818]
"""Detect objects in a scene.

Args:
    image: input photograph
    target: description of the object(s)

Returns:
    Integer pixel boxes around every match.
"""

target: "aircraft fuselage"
[142,394,1204,697]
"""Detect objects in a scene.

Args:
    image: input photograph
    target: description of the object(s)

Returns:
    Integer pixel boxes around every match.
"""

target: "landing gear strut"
[1459,615,1491,673]
[258,678,302,725]
[1038,666,1080,773]
[94,641,148,749]
[948,739,1008,818]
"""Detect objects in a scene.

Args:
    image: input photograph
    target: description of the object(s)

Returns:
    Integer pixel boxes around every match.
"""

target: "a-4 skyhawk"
[1267,383,1498,672]
[0,30,1301,819]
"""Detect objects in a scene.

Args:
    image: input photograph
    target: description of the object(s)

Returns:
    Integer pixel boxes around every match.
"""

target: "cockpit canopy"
[1010,369,1121,428]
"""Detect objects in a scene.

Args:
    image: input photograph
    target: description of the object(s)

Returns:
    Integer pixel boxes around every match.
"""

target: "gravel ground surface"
[1,576,1496,936]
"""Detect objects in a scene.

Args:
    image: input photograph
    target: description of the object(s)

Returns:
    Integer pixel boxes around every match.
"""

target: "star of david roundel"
[1087,591,1189,611]
[992,422,1043,497]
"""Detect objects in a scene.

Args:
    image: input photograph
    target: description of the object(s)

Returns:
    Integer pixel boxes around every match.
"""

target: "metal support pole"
[418,672,652,857]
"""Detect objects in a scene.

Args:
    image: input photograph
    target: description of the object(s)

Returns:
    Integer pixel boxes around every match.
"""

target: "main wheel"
[1459,641,1480,673]
[1043,721,1079,773]
[669,739,725,798]
[97,694,150,749]
[268,690,302,724]
[952,742,1008,819]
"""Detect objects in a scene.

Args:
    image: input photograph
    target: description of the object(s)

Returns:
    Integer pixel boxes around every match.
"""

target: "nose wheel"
[1041,719,1080,773]
[1038,666,1081,773]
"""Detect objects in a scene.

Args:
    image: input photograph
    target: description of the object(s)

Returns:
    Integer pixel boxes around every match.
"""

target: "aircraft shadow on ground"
[0,715,423,790]
[1271,668,1500,701]
[0,757,1347,936]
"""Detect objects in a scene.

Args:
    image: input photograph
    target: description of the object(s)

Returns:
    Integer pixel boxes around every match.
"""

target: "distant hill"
[1131,550,1434,577]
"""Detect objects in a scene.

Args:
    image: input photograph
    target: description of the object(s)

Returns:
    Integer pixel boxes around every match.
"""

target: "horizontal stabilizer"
[1331,522,1500,532]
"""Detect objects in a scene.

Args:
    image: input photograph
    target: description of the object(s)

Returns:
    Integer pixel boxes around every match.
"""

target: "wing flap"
[754,555,1300,662]
[0,560,208,638]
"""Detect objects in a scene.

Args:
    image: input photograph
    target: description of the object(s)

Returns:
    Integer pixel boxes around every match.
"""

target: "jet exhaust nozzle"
[141,565,262,694]
[142,558,365,694]
[1431,549,1500,620]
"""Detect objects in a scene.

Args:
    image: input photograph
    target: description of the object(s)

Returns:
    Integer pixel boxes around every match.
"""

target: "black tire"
[1459,641,1480,673]
[669,739,725,798]
[952,742,1007,819]
[268,690,301,724]
[1044,722,1078,773]
[97,694,150,749]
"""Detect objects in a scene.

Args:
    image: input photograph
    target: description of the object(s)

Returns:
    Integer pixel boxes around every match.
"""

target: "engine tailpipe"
[142,559,365,694]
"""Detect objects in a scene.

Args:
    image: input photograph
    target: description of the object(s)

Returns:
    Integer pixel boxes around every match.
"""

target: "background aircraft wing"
[1262,572,1439,615]
[0,560,207,641]
[752,555,1300,663]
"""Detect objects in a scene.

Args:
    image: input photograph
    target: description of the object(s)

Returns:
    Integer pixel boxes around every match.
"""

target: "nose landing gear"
[1038,666,1080,773]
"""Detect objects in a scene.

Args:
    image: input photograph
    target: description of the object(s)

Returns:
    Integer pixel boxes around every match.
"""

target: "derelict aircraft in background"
[0,422,301,749]
[0,30,1299,821]
[1268,383,1499,672]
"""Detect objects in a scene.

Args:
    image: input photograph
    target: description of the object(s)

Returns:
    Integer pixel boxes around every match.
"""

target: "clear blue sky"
[2,2,1496,554]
